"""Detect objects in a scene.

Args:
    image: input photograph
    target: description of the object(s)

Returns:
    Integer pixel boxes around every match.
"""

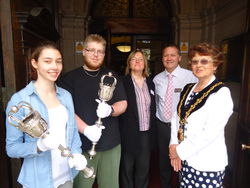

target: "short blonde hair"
[83,34,106,51]
[125,49,149,77]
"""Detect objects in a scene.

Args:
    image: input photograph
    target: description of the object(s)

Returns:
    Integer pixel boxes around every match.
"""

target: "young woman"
[6,41,87,188]
[169,43,233,187]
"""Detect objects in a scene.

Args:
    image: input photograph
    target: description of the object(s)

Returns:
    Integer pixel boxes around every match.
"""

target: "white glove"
[68,153,87,171]
[37,131,59,152]
[96,99,112,118]
[84,124,105,142]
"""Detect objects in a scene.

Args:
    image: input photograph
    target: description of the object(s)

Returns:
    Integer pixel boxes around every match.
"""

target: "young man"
[58,34,127,188]
[153,44,197,188]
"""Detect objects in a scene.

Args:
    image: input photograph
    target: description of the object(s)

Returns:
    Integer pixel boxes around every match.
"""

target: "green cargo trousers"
[73,144,121,188]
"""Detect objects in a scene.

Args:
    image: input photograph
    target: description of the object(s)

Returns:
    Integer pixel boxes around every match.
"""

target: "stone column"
[59,16,89,72]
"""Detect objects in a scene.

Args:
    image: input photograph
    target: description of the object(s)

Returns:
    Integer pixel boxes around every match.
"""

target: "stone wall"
[172,0,248,68]
[59,16,87,72]
[58,0,90,73]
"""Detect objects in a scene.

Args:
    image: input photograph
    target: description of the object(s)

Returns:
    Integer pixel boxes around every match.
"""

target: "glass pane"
[136,39,163,75]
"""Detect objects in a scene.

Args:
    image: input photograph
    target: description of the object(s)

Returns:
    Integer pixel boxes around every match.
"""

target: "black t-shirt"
[58,67,127,152]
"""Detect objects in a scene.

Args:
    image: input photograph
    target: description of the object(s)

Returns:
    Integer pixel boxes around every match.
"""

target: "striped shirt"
[132,77,151,131]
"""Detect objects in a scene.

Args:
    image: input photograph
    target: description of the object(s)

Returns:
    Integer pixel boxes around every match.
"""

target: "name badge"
[174,88,182,93]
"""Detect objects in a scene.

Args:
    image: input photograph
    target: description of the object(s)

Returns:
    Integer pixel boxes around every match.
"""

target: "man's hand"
[83,124,105,142]
[96,99,112,118]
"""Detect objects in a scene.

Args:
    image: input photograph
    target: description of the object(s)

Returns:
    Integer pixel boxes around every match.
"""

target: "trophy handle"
[8,113,24,128]
[8,101,33,128]
[100,72,117,88]
[88,142,97,160]
[58,144,96,178]
[95,117,102,128]
[110,73,117,87]
[58,144,74,158]
[87,117,104,159]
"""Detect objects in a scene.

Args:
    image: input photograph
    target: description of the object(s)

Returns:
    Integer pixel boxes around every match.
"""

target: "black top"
[119,75,157,154]
[58,67,127,152]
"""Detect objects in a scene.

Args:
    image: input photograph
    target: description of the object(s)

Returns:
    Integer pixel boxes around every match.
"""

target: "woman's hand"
[169,144,182,171]
[169,144,179,159]
[170,157,182,172]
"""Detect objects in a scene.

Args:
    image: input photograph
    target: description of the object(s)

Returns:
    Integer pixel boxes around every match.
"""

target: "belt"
[157,118,171,126]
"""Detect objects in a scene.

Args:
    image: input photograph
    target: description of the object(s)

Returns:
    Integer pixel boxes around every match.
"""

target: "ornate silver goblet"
[88,72,117,159]
[8,101,95,178]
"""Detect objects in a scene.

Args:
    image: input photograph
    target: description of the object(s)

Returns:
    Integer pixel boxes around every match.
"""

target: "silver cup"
[88,72,117,159]
[8,101,95,178]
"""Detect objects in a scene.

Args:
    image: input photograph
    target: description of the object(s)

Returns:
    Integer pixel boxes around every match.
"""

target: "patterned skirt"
[179,161,225,188]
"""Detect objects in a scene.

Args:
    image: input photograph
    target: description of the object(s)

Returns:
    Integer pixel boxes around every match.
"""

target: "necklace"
[83,67,100,77]
[177,81,223,143]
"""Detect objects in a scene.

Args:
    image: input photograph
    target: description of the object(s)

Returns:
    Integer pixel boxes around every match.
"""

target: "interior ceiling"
[91,0,170,18]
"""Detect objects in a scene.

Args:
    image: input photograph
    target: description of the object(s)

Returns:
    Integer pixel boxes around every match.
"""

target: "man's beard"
[84,57,103,70]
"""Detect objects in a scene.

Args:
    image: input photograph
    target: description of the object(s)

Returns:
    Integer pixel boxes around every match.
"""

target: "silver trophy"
[8,101,95,178]
[88,72,117,159]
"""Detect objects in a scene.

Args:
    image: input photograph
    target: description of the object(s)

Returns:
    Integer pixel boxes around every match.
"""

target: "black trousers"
[120,131,151,188]
[156,119,172,188]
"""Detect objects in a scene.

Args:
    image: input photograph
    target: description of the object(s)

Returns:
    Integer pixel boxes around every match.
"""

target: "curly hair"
[188,43,224,66]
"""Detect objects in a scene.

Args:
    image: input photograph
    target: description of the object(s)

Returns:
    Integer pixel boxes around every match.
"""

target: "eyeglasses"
[191,58,213,65]
[85,48,105,56]
[131,58,144,62]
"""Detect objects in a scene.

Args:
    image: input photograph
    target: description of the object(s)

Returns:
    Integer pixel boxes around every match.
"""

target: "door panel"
[135,36,167,75]
[222,34,250,188]
[233,34,250,188]
[109,34,168,76]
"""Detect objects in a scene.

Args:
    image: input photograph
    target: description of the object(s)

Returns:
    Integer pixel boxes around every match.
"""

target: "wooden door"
[232,34,250,188]
[0,0,16,187]
[134,35,168,75]
[98,27,112,68]
[0,32,12,188]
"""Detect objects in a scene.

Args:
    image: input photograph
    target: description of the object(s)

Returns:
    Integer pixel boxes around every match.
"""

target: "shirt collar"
[164,65,181,77]
[192,75,216,90]
[206,75,216,86]
[25,81,61,96]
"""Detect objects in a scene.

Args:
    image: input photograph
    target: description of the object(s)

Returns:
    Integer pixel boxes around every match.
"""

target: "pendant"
[178,125,184,143]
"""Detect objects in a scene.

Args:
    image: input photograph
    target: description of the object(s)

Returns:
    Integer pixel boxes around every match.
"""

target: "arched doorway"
[88,0,173,76]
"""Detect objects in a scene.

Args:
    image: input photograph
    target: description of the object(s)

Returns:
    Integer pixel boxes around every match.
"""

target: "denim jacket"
[5,81,82,188]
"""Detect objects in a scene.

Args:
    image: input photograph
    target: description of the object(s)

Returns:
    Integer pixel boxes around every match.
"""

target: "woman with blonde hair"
[120,49,156,188]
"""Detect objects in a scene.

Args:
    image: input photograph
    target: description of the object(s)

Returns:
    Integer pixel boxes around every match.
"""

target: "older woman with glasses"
[169,43,233,188]
[119,49,156,188]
